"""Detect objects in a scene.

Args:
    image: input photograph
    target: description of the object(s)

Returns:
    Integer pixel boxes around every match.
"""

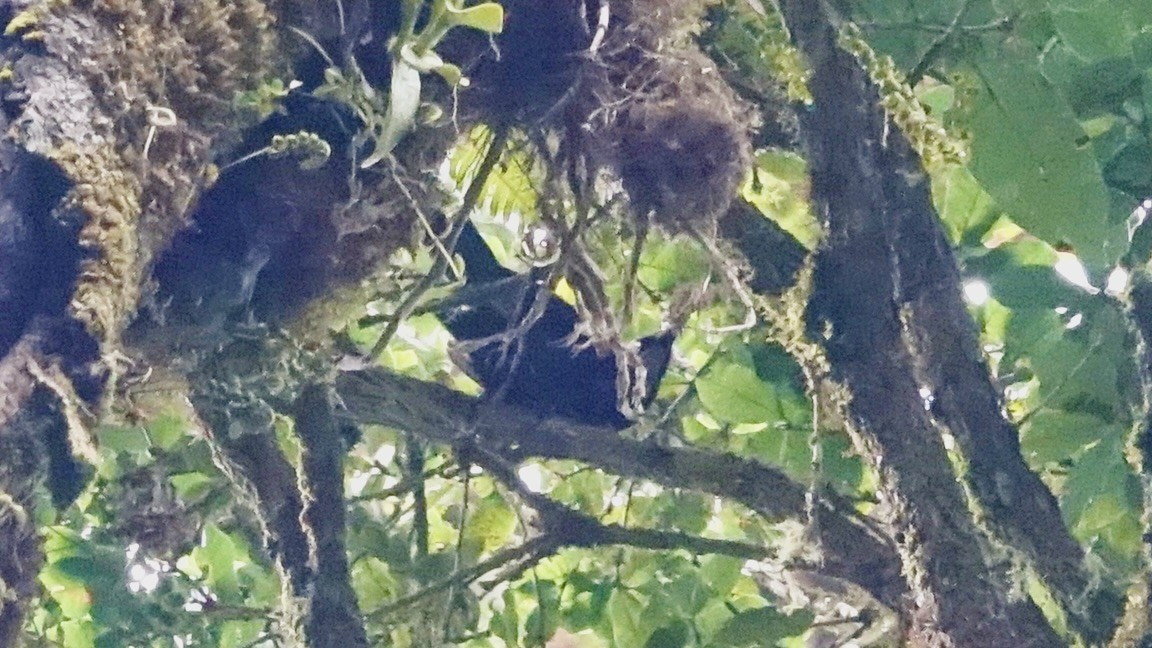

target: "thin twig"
[370,126,511,357]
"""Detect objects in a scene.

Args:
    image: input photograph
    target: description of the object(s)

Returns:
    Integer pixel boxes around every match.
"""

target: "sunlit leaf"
[969,39,1118,264]
[445,2,504,33]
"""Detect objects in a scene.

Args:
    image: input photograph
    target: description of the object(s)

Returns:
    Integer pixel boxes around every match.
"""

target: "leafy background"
[23,0,1152,645]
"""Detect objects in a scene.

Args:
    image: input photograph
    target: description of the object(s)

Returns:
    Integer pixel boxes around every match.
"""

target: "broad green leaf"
[696,362,779,425]
[48,585,91,620]
[463,494,517,553]
[744,151,820,250]
[146,414,187,450]
[645,621,689,648]
[53,553,121,591]
[713,606,813,647]
[1019,409,1114,466]
[97,425,151,454]
[699,555,744,598]
[170,472,214,500]
[1062,438,1134,529]
[1003,308,1065,369]
[932,166,999,245]
[638,240,711,293]
[564,573,612,630]
[524,580,562,645]
[61,619,97,648]
[1104,138,1152,195]
[608,588,648,647]
[969,39,1116,263]
[196,524,242,603]
[842,1,941,70]
[661,492,712,534]
[217,620,265,648]
[353,558,396,610]
[494,587,521,645]
[975,262,1084,310]
[1040,42,1140,115]
[1050,0,1152,62]
[1027,305,1125,411]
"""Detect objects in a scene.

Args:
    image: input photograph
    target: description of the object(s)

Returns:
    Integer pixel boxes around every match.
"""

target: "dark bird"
[436,221,675,429]
[156,240,273,330]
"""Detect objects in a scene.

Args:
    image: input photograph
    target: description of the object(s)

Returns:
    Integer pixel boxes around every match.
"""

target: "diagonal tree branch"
[774,0,1064,643]
[335,367,904,610]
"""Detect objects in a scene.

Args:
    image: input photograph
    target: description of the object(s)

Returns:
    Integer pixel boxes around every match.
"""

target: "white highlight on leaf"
[1054,251,1098,294]
[517,464,545,493]
[1128,197,1152,241]
[1106,267,1130,296]
[962,279,990,306]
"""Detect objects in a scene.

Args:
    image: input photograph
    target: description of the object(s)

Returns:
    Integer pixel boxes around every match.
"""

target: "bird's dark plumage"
[437,221,674,429]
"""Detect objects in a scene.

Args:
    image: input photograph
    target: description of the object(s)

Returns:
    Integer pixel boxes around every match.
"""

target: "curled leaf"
[444,2,504,33]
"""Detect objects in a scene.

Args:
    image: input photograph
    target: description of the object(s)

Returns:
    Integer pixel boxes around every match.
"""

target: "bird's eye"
[520,224,561,266]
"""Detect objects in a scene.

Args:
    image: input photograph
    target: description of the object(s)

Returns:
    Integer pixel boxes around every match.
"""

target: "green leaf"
[1019,409,1114,466]
[147,415,186,450]
[352,557,395,609]
[448,126,539,217]
[196,524,242,603]
[463,494,517,553]
[61,619,97,648]
[563,574,611,630]
[97,426,151,454]
[969,39,1118,264]
[362,57,422,168]
[1050,0,1152,62]
[932,166,999,245]
[170,472,214,500]
[1040,43,1140,115]
[1062,438,1131,526]
[696,362,779,424]
[713,606,813,647]
[699,555,744,598]
[445,2,504,33]
[660,573,711,617]
[216,620,265,648]
[494,588,521,644]
[53,552,122,591]
[50,585,92,620]
[608,589,648,647]
[645,621,689,648]
[639,240,711,293]
[974,260,1083,310]
[744,150,820,249]
[1027,305,1125,411]
[434,61,465,85]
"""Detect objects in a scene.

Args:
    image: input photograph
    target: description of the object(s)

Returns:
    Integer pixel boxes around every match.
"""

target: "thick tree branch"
[295,384,368,648]
[335,367,904,610]
[775,0,1061,644]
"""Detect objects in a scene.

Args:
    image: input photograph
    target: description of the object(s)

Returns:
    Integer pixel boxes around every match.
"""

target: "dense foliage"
[6,0,1152,646]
